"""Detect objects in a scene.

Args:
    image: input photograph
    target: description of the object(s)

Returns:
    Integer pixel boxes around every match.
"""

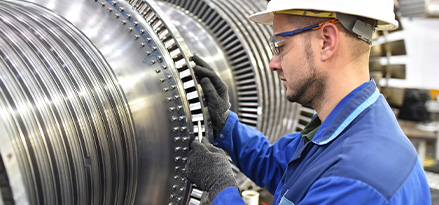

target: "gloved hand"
[185,138,237,201]
[192,54,230,136]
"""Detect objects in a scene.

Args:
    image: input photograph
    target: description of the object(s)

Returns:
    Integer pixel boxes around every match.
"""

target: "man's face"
[269,14,326,106]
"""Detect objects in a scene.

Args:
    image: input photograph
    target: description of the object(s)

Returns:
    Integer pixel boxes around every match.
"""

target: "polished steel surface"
[0,0,309,204]
[157,1,238,112]
[159,0,300,142]
[0,0,208,204]
[0,1,136,203]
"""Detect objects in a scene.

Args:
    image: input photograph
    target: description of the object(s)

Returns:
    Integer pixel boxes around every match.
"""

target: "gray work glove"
[192,54,230,137]
[185,138,237,201]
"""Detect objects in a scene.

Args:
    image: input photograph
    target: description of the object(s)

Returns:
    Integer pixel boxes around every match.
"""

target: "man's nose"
[269,55,282,71]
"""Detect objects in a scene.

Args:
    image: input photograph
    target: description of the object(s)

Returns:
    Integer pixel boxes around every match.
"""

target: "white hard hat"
[249,0,399,31]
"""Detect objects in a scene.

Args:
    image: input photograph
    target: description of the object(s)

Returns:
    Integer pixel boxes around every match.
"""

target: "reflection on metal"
[0,0,208,204]
[0,0,307,204]
[156,2,237,113]
[0,1,135,203]
[159,0,300,142]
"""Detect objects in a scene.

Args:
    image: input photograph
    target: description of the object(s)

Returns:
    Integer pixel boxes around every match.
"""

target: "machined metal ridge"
[99,0,199,204]
[220,0,292,141]
[0,0,210,204]
[208,0,275,138]
[127,0,210,141]
[159,0,300,142]
[160,0,262,129]
[124,0,211,204]
[0,0,137,204]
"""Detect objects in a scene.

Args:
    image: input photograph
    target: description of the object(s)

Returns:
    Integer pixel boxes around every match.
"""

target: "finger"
[190,139,211,155]
[200,78,222,105]
[190,139,203,149]
[206,143,223,153]
[216,83,229,101]
[193,65,228,95]
[194,66,227,90]
[201,138,226,155]
[201,137,211,145]
[200,137,221,153]
[192,54,214,71]
[192,65,216,79]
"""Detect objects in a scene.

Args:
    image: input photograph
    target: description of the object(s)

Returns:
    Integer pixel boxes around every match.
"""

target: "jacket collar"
[311,79,380,145]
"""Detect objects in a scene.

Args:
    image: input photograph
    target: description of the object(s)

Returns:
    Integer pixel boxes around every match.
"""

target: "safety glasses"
[269,19,340,56]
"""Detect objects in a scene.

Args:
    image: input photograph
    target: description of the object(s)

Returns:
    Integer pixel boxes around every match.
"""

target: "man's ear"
[319,23,339,62]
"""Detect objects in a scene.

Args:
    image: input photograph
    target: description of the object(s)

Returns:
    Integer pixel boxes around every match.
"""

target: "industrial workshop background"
[0,0,438,205]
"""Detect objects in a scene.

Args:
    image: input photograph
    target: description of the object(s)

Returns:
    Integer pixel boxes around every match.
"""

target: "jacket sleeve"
[215,111,302,193]
[297,176,387,204]
[212,187,245,205]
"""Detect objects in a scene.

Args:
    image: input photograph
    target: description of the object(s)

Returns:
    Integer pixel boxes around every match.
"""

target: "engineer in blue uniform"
[185,0,431,204]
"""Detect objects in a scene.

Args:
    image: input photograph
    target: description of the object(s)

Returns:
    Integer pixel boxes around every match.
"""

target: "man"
[185,0,431,204]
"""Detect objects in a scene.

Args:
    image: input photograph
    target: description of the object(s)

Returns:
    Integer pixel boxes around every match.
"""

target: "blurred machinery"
[370,1,407,91]
[0,0,305,204]
[398,0,439,17]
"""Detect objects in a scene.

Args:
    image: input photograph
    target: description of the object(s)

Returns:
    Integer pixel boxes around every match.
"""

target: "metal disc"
[0,0,209,204]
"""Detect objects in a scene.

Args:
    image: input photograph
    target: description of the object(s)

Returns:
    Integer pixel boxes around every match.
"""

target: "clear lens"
[270,36,283,56]
[269,19,339,56]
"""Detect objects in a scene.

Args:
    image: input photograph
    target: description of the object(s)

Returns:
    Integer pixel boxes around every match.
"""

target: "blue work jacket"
[213,80,431,205]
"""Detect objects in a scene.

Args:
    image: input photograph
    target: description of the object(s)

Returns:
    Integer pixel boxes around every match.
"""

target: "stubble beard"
[285,39,326,108]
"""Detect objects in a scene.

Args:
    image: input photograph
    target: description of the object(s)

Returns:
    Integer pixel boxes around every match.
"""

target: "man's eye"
[276,45,284,54]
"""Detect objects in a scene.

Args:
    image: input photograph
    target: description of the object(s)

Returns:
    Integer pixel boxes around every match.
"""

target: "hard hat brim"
[248,9,399,31]
[249,10,275,25]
